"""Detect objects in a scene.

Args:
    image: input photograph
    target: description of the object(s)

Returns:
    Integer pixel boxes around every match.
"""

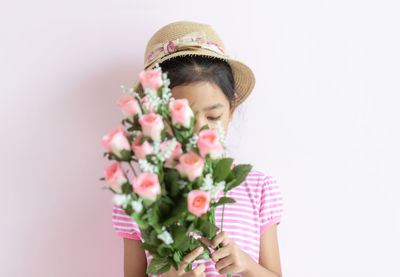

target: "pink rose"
[102,126,131,158]
[141,96,155,113]
[187,190,210,217]
[131,133,154,160]
[117,95,141,121]
[160,140,182,168]
[197,129,224,159]
[138,112,164,141]
[166,41,175,53]
[176,151,204,181]
[169,99,194,129]
[104,162,128,193]
[138,69,163,91]
[133,172,161,201]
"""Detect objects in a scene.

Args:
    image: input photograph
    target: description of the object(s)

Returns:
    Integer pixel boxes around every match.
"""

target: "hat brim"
[132,48,255,107]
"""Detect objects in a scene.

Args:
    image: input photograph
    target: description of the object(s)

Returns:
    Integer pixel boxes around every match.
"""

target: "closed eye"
[208,115,222,121]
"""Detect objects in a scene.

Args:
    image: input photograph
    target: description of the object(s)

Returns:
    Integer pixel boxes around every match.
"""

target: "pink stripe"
[112,220,136,228]
[116,231,142,240]
[260,199,284,209]
[260,190,282,198]
[260,216,282,234]
[214,212,258,220]
[260,208,284,217]
[260,196,283,204]
[112,215,134,222]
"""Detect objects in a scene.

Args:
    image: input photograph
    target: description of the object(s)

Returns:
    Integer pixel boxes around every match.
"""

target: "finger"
[200,237,212,247]
[192,263,206,275]
[218,263,236,275]
[210,231,229,249]
[215,256,233,272]
[210,245,230,263]
[179,246,204,271]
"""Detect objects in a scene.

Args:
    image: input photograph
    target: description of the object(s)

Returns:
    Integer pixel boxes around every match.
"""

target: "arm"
[123,238,148,277]
[242,223,282,277]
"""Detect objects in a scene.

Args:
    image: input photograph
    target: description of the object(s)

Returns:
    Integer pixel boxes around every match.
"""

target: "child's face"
[170,81,236,137]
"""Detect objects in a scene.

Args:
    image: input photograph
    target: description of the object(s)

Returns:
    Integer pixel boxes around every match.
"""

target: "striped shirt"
[112,169,284,277]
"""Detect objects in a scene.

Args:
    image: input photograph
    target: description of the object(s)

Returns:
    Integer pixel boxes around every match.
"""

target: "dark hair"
[159,55,236,109]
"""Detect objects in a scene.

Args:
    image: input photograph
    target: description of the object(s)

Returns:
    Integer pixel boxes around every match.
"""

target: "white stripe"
[215,210,258,218]
[112,212,133,220]
[213,215,259,226]
[260,208,284,217]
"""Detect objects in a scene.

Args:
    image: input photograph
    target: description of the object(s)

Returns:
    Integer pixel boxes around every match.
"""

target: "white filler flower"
[113,194,131,209]
[157,226,174,245]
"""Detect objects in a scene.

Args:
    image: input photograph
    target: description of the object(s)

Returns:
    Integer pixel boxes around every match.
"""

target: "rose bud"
[160,140,182,168]
[176,151,204,181]
[138,112,164,141]
[104,162,128,194]
[102,126,131,159]
[197,129,224,159]
[169,98,194,129]
[117,95,141,121]
[138,69,163,92]
[187,190,211,217]
[131,133,154,160]
[132,172,161,201]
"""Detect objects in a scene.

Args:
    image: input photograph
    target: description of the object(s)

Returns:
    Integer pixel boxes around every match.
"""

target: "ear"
[229,94,238,122]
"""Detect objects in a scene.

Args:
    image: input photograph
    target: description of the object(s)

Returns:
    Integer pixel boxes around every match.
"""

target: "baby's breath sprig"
[131,198,143,213]
[113,194,132,209]
[216,120,227,158]
[144,88,163,112]
[200,174,226,201]
[138,159,159,174]
[185,133,198,152]
[156,138,177,162]
[120,85,142,101]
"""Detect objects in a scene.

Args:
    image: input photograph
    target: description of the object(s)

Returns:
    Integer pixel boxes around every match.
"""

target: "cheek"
[208,117,229,134]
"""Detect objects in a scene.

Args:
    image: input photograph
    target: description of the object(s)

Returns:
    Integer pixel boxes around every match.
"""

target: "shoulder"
[239,168,280,202]
[243,168,276,189]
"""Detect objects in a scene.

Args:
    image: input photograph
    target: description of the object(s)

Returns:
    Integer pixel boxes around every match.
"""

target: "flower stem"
[220,192,231,277]
[128,162,138,177]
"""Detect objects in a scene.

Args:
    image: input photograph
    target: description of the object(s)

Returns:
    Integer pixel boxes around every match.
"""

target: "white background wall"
[1,0,399,276]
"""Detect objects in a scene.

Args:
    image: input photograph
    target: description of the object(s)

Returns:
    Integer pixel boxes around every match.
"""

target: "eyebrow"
[202,103,224,111]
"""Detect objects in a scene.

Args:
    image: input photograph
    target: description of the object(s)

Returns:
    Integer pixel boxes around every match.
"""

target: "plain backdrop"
[1,0,399,276]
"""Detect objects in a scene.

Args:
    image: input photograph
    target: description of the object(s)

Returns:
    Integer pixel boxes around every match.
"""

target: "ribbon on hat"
[144,31,228,68]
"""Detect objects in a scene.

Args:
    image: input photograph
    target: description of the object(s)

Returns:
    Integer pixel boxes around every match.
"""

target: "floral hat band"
[144,31,228,68]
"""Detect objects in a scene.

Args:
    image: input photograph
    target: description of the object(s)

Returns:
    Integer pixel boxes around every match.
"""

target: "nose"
[194,114,208,133]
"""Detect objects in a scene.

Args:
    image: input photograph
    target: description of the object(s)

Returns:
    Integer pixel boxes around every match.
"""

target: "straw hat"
[133,20,256,107]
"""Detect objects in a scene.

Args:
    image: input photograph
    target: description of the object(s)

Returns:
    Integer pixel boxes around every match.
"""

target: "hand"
[163,246,206,277]
[200,231,250,275]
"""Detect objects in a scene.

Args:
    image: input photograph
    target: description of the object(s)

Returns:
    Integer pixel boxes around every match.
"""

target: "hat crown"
[143,21,226,66]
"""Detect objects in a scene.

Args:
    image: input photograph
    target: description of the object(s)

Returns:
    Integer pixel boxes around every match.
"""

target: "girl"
[112,21,284,277]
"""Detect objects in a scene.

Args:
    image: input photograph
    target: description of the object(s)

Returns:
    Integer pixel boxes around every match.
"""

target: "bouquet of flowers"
[100,64,252,276]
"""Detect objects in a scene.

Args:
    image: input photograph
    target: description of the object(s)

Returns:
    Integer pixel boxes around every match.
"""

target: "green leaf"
[225,164,253,192]
[160,197,187,226]
[132,211,149,229]
[140,242,158,253]
[157,243,172,257]
[198,124,209,132]
[164,169,180,197]
[213,158,234,182]
[195,217,220,239]
[171,225,190,251]
[147,257,171,275]
[121,182,133,194]
[215,196,236,206]
[119,149,132,161]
